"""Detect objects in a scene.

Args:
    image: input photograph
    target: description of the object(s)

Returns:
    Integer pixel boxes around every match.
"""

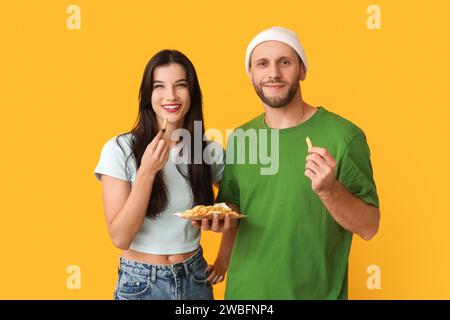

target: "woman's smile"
[161,103,182,113]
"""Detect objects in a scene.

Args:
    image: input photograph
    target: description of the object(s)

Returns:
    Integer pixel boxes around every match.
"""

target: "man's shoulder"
[234,114,264,131]
[319,107,365,140]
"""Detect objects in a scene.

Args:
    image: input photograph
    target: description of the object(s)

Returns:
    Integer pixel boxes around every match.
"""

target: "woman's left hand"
[205,261,227,285]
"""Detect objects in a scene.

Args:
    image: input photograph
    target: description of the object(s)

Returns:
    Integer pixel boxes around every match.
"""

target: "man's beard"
[253,79,299,108]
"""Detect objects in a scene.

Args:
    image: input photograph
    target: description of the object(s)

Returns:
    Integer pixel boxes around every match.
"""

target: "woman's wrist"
[137,164,158,179]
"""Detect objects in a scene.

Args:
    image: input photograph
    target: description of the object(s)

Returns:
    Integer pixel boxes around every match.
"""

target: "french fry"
[306,136,313,149]
[161,118,168,133]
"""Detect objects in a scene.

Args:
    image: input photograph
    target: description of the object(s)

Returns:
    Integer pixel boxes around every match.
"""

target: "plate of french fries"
[173,203,246,220]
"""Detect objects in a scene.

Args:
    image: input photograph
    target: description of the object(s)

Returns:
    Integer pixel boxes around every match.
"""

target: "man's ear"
[299,63,307,81]
[248,67,254,84]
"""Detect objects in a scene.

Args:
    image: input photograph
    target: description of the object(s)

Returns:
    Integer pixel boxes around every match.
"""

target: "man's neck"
[263,95,316,129]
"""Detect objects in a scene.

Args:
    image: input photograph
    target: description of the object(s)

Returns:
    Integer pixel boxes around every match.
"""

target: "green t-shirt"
[217,106,379,300]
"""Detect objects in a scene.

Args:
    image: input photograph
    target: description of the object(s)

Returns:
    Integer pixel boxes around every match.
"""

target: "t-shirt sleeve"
[338,132,379,208]
[94,137,129,182]
[216,133,240,206]
[216,162,240,206]
[206,141,226,183]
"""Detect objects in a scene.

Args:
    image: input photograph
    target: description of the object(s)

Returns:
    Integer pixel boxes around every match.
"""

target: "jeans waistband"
[118,246,204,279]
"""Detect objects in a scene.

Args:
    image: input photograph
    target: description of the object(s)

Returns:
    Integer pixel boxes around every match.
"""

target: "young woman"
[94,50,230,300]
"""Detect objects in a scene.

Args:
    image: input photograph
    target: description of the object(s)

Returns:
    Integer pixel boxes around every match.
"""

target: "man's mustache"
[261,79,288,85]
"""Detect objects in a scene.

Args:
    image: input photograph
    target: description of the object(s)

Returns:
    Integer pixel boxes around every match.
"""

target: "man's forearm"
[215,202,240,266]
[318,180,380,240]
[215,227,238,267]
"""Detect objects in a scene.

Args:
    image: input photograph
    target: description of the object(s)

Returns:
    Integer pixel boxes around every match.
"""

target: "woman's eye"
[153,85,163,89]
[177,83,187,88]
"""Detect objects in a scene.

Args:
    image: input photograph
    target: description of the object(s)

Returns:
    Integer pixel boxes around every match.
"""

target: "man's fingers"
[306,153,327,170]
[223,214,231,231]
[191,220,201,228]
[304,168,316,180]
[305,160,320,176]
[196,213,236,233]
[308,146,334,165]
[211,214,220,231]
[201,218,210,231]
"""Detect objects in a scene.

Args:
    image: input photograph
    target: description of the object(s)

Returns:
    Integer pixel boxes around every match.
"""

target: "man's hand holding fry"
[304,137,338,198]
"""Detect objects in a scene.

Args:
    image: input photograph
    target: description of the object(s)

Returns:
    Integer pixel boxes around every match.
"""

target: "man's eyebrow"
[254,56,294,62]
[253,58,268,64]
[277,56,294,60]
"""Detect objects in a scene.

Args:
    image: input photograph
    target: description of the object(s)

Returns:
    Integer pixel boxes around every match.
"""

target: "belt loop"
[150,265,156,283]
[183,262,190,276]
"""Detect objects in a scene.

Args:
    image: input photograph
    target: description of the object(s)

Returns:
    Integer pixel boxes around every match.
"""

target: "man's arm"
[305,146,380,241]
[205,202,240,283]
[318,180,380,240]
[192,202,240,284]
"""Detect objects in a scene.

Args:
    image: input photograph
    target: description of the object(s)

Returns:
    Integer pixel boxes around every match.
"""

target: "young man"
[196,26,380,299]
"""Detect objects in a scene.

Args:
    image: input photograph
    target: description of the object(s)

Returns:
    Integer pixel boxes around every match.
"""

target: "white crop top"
[94,133,225,254]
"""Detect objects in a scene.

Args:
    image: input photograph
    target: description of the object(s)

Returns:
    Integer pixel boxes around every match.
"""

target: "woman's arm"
[101,168,155,250]
[101,131,169,250]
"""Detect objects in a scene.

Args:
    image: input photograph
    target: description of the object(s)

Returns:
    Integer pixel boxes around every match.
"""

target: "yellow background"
[1,0,449,299]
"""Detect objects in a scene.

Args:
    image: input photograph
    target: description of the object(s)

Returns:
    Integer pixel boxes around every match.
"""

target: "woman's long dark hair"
[117,50,215,219]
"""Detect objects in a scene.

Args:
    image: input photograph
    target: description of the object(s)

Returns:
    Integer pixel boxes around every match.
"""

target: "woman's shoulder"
[95,132,135,182]
[105,132,133,147]
[101,132,134,157]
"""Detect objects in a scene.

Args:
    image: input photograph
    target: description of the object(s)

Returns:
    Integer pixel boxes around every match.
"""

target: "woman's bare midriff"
[121,248,198,265]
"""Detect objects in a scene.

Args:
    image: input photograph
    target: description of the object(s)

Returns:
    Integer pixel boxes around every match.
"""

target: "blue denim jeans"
[113,247,214,300]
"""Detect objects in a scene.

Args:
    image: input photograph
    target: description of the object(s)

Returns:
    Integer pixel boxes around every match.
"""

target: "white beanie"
[245,26,308,75]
